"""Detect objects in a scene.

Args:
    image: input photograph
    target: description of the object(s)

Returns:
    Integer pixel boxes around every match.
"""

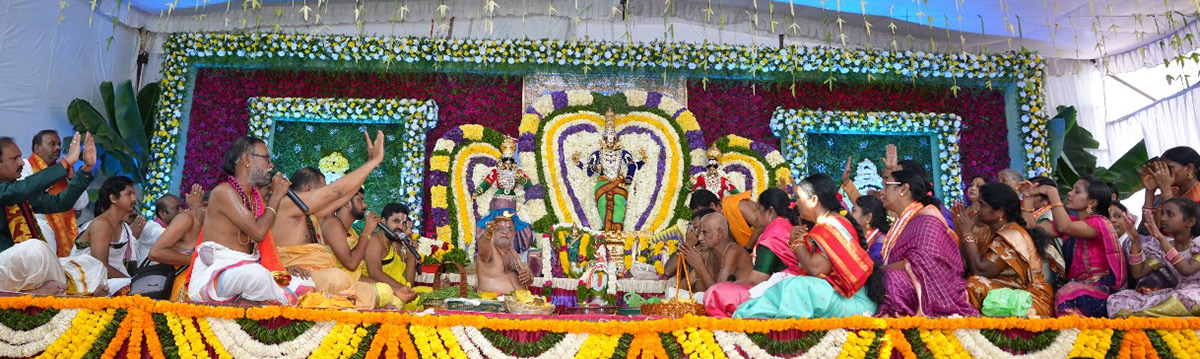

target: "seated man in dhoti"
[274,131,396,308]
[477,214,533,297]
[188,136,299,305]
[0,133,108,296]
[362,203,420,304]
[149,184,206,300]
[74,176,142,294]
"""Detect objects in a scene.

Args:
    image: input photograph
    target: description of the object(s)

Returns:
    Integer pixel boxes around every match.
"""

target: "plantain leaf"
[1055,106,1099,179]
[1097,140,1150,199]
[113,81,149,164]
[99,82,117,131]
[137,82,161,139]
[68,99,136,167]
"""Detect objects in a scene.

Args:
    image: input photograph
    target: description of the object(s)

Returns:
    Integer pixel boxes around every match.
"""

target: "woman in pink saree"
[704,188,799,317]
[876,169,978,317]
[1028,175,1126,317]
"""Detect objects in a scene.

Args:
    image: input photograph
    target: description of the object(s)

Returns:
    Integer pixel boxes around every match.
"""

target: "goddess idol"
[574,109,645,232]
[472,136,535,253]
[692,144,740,198]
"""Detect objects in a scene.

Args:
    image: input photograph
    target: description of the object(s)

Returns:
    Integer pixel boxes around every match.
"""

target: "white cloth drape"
[1106,82,1200,160]
[1044,61,1113,162]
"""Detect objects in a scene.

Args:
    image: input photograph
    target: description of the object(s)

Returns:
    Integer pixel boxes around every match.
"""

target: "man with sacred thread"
[187,136,301,305]
[574,108,646,232]
[692,144,740,199]
[471,136,535,253]
[275,131,406,309]
[476,213,534,295]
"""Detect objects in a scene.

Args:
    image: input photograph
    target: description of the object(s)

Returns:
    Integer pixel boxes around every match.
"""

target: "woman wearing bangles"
[951,183,1055,317]
[1026,176,1127,317]
[1106,198,1200,317]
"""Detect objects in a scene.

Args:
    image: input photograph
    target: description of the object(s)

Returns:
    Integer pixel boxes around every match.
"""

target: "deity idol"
[575,109,645,232]
[692,144,739,198]
[472,136,534,253]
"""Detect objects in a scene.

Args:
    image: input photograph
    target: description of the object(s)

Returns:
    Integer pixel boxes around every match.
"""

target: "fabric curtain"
[1106,83,1200,160]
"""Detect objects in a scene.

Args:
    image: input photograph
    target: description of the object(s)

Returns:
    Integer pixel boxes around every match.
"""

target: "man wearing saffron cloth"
[275,131,396,309]
[0,133,109,295]
[188,136,299,305]
[17,130,89,257]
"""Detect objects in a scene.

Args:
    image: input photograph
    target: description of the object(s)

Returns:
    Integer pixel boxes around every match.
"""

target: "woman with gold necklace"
[952,183,1054,317]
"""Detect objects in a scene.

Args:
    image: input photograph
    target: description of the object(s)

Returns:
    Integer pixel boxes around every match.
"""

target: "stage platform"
[1,296,1198,359]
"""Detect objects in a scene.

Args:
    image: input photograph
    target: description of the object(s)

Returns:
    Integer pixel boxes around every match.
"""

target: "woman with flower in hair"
[1027,176,1126,317]
[952,183,1054,317]
[733,174,881,318]
[1107,198,1200,317]
[704,187,798,317]
[876,169,978,317]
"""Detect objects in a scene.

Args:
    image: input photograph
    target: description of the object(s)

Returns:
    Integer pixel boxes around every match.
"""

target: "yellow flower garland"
[36,308,114,359]
[1069,329,1115,358]
[918,329,970,359]
[837,330,877,359]
[195,317,235,359]
[574,333,622,359]
[673,327,727,359]
[1157,330,1200,359]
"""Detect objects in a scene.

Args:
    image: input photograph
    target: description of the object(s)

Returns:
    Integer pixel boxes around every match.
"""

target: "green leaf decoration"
[346,324,380,359]
[978,329,1060,353]
[1050,105,1149,199]
[100,82,118,132]
[609,334,634,359]
[746,330,829,355]
[152,314,182,359]
[112,80,150,163]
[0,308,60,331]
[137,82,161,137]
[1104,330,1125,359]
[660,332,683,359]
[903,329,937,359]
[1146,330,1173,358]
[234,317,316,345]
[478,328,567,357]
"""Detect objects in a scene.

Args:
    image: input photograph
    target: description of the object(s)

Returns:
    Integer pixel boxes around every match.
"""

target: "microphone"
[286,189,310,214]
[377,223,425,273]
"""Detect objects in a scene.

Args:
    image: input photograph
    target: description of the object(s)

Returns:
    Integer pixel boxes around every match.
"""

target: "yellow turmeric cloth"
[721,191,754,248]
[277,243,389,309]
[362,243,411,287]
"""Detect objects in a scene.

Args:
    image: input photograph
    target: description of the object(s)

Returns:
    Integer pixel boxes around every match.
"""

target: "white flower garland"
[204,317,335,359]
[451,325,588,359]
[954,328,1079,359]
[713,329,848,359]
[0,308,79,357]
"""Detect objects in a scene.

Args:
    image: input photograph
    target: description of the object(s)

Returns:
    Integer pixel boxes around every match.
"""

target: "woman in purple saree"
[876,169,978,317]
[1028,175,1126,317]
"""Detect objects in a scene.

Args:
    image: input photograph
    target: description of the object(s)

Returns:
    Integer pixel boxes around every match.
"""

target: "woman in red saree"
[734,174,880,318]
[1028,176,1126,317]
[876,169,978,317]
[704,188,798,317]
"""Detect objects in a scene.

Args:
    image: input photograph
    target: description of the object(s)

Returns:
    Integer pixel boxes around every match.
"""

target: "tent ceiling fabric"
[119,0,1198,60]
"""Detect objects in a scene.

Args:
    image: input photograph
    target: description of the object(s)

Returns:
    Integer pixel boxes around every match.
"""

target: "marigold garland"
[1069,329,1116,358]
[195,317,234,359]
[100,310,136,359]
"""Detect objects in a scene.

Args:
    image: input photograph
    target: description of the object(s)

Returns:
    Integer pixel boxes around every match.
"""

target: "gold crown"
[705,144,723,160]
[501,136,517,157]
[603,108,618,136]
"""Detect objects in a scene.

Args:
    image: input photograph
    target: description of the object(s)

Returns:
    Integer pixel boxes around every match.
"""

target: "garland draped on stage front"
[3,296,1198,359]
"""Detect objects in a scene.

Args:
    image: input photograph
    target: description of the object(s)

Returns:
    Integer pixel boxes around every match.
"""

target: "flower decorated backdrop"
[708,134,793,199]
[804,132,935,188]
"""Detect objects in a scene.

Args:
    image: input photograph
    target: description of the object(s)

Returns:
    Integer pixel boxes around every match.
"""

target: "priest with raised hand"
[0,132,108,295]
[188,136,298,305]
[18,130,90,257]
[275,130,394,309]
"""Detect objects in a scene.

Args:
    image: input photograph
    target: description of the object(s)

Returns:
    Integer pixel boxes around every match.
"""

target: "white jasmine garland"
[714,329,848,359]
[0,308,79,357]
[954,328,1079,359]
[566,90,594,106]
[624,90,648,107]
[532,97,555,116]
[765,152,785,167]
[657,96,684,117]
[453,324,588,359]
[204,317,335,359]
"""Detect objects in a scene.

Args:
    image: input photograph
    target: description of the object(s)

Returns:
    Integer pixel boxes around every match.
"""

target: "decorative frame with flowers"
[245,97,438,226]
[518,90,704,234]
[427,124,510,252]
[709,134,794,197]
[145,32,1048,222]
[771,109,965,201]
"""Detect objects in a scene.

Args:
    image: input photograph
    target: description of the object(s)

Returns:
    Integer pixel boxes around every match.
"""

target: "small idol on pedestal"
[472,136,534,253]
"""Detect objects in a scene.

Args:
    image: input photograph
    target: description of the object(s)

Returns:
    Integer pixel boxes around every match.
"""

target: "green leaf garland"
[1104,330,1126,359]
[863,331,885,359]
[1146,330,1173,358]
[346,324,381,359]
[977,329,1061,354]
[152,313,181,359]
[745,330,829,356]
[233,317,316,345]
[478,328,568,357]
[903,329,937,359]
[0,308,60,331]
[659,332,683,359]
[609,334,634,359]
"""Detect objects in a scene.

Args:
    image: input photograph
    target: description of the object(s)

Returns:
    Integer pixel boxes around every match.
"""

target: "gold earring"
[1086,206,1094,215]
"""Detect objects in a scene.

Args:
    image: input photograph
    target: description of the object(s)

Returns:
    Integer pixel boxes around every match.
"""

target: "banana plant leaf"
[100,82,118,133]
[1097,141,1150,199]
[112,80,149,162]
[1055,106,1100,179]
[67,99,137,177]
[137,82,161,137]
[1049,105,1149,200]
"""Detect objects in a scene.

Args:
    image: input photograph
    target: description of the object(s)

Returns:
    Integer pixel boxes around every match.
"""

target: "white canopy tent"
[1,0,1197,166]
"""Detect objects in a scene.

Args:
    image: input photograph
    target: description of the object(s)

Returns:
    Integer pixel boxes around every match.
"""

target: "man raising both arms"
[275,131,392,308]
[188,136,296,305]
